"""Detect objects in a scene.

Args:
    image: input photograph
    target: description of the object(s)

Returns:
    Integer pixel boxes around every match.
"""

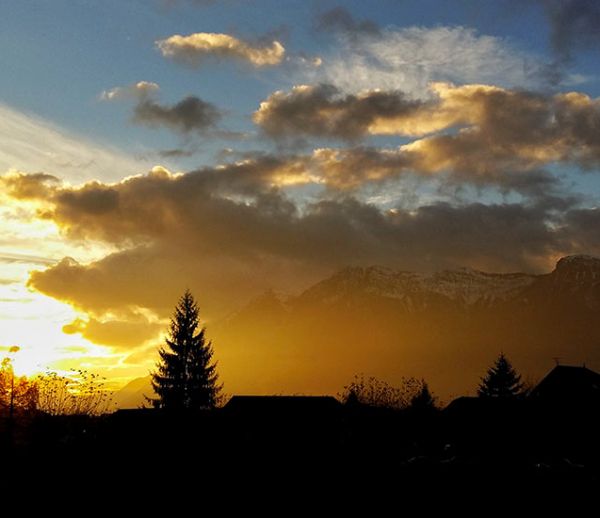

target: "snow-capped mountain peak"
[299,264,536,308]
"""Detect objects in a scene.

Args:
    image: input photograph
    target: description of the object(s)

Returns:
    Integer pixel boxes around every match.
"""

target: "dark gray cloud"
[315,7,381,37]
[539,0,600,61]
[56,183,119,215]
[133,95,221,134]
[24,191,572,323]
[4,168,590,322]
[254,84,424,141]
[561,207,600,250]
[157,148,196,158]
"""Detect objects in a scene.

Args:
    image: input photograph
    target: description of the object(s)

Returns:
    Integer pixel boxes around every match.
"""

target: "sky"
[2,0,600,390]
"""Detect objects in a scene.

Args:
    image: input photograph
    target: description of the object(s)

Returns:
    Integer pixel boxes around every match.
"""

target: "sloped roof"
[530,365,600,401]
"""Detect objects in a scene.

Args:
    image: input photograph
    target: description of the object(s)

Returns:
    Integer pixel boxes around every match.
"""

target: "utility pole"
[8,365,14,447]
[6,346,19,448]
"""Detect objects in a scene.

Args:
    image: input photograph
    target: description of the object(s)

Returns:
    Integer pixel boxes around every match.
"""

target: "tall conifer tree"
[150,290,221,410]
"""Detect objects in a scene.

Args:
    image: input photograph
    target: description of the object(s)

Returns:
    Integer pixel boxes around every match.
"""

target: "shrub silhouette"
[36,369,112,416]
[340,373,422,409]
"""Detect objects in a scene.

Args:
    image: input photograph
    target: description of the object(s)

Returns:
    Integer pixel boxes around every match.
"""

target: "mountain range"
[114,255,600,407]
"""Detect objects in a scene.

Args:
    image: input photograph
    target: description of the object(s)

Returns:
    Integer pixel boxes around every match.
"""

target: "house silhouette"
[530,365,600,404]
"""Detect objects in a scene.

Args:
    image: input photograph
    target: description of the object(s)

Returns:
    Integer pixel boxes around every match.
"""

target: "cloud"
[310,147,411,190]
[315,6,380,37]
[0,103,151,183]
[254,84,425,141]
[99,81,160,101]
[538,0,600,61]
[63,315,163,350]
[291,54,323,69]
[254,82,533,142]
[100,82,223,136]
[28,245,317,321]
[310,147,571,199]
[25,194,571,323]
[561,207,600,250]
[157,148,196,158]
[0,251,56,266]
[156,32,285,67]
[253,83,600,189]
[398,86,600,176]
[133,96,221,134]
[0,118,575,202]
[4,167,588,326]
[0,171,59,199]
[309,25,552,96]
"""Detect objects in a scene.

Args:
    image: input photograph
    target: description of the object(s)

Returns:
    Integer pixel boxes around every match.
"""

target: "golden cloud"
[0,171,59,200]
[63,315,163,350]
[254,82,600,186]
[156,32,285,67]
[311,147,412,189]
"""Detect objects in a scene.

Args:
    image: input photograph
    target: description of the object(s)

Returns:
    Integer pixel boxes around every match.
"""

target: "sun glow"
[0,281,101,376]
[0,185,126,379]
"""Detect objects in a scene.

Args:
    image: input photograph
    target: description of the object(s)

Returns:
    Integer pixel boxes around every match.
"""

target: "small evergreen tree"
[150,290,221,410]
[408,380,438,412]
[478,353,524,398]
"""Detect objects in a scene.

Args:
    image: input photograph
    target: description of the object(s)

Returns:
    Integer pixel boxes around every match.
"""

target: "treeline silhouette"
[2,291,600,488]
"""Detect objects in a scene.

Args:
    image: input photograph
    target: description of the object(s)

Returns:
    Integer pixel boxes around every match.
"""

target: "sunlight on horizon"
[0,280,103,376]
[0,265,151,387]
[0,188,145,385]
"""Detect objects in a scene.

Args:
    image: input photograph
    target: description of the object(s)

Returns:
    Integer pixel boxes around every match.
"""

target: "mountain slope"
[211,255,600,401]
[112,376,153,409]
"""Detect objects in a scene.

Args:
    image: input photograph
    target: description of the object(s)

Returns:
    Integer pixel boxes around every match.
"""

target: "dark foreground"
[2,397,600,493]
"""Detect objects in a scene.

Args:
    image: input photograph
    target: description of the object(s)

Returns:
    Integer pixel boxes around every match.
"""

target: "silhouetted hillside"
[112,376,152,409]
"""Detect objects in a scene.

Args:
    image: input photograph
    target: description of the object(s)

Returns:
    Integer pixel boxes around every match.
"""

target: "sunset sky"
[2,0,600,391]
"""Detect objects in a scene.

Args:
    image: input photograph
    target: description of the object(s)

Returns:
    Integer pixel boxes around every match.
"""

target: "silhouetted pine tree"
[409,380,437,412]
[149,290,221,410]
[478,353,524,398]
